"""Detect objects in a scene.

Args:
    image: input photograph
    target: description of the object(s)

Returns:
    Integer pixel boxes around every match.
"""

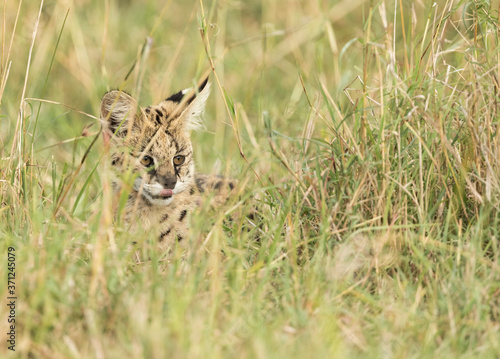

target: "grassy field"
[1,0,500,357]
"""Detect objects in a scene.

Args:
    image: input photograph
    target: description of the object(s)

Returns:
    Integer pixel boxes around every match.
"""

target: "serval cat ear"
[166,77,211,133]
[100,90,138,137]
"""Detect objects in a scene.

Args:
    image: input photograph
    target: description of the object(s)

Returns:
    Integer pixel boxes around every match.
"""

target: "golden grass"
[1,0,500,358]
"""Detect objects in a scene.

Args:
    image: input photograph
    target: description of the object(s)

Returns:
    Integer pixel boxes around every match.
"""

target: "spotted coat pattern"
[100,79,237,252]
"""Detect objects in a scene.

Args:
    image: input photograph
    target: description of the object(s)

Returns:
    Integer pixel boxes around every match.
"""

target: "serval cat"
[100,78,237,254]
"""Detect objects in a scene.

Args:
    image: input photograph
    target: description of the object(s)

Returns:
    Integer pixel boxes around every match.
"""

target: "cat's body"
[100,78,236,251]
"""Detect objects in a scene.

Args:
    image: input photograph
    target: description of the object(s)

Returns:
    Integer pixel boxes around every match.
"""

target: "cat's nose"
[157,175,176,189]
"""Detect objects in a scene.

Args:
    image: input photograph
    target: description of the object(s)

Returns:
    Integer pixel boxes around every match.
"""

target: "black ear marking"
[165,90,184,103]
[164,76,210,104]
[198,76,209,92]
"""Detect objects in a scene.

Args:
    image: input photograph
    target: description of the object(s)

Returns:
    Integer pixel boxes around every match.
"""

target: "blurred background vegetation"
[1,0,500,358]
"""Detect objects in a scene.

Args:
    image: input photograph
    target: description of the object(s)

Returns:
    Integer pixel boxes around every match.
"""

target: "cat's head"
[100,78,210,206]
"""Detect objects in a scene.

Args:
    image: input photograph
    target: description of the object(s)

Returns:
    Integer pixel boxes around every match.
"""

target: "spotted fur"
[100,78,237,252]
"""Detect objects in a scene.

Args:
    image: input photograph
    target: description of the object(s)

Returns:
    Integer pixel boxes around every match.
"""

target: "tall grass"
[1,0,500,357]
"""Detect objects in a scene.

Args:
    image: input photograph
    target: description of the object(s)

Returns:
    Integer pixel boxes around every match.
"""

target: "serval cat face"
[100,79,210,207]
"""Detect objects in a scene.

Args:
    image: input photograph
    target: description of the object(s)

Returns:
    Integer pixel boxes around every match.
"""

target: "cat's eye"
[173,155,185,166]
[140,156,154,167]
